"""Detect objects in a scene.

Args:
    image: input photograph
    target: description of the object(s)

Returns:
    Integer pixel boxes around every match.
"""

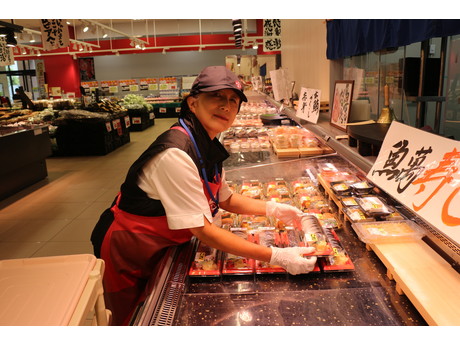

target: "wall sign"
[296,87,321,124]
[368,121,460,245]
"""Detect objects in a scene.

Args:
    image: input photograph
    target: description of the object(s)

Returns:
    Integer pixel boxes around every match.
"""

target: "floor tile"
[0,219,72,242]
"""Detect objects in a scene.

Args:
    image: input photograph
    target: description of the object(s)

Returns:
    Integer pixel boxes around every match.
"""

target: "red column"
[43,55,81,97]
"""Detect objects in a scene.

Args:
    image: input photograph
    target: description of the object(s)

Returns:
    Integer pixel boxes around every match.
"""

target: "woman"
[91,66,317,325]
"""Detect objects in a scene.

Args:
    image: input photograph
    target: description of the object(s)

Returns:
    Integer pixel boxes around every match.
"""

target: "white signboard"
[0,37,14,66]
[270,68,290,102]
[368,121,460,245]
[40,19,70,50]
[182,76,197,90]
[296,87,321,124]
[251,76,262,91]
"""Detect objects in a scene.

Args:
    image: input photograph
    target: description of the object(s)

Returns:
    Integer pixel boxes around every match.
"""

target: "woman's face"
[187,89,240,139]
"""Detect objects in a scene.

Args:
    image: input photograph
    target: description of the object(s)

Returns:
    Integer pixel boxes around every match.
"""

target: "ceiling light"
[252,43,258,49]
[73,54,77,60]
[83,25,89,32]
[29,34,35,43]
[37,50,41,56]
[162,48,166,55]
[102,31,108,38]
[22,47,27,55]
[66,21,71,25]
[79,44,83,51]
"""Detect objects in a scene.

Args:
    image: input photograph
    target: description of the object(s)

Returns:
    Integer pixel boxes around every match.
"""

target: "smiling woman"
[91,65,318,325]
[187,89,241,139]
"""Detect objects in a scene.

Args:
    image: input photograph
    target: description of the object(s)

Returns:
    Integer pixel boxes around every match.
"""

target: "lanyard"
[179,118,220,215]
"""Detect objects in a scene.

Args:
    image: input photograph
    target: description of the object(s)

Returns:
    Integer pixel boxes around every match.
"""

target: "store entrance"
[0,60,37,104]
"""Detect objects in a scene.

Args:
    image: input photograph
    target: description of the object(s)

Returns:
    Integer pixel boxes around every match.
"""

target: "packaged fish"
[344,207,375,223]
[222,229,254,275]
[351,220,426,244]
[356,196,393,216]
[350,180,374,194]
[189,241,221,277]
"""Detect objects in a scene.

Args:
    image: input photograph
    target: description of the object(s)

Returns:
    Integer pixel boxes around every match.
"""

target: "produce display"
[121,94,153,113]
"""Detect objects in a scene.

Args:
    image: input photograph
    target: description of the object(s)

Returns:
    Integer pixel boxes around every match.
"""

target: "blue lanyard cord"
[179,118,220,212]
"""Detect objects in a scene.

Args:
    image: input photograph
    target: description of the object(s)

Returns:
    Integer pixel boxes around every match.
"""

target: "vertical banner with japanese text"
[40,19,70,50]
[263,19,281,52]
[296,87,321,123]
[0,37,14,66]
[367,121,460,244]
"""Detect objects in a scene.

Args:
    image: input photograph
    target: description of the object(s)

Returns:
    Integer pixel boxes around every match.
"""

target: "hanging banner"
[40,19,70,51]
[367,121,460,245]
[296,87,321,124]
[263,19,281,52]
[0,37,14,66]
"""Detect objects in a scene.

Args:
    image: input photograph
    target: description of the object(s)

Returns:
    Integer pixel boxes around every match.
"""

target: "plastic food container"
[350,180,374,194]
[356,196,393,216]
[351,220,426,243]
[330,181,352,196]
[344,206,375,223]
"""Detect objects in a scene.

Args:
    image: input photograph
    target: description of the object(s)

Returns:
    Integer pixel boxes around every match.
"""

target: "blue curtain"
[326,19,460,60]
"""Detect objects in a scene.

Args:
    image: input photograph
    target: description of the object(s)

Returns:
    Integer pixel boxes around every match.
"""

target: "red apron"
[101,178,221,326]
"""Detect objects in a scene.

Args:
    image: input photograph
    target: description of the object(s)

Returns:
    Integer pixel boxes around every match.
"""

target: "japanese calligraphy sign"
[263,19,281,52]
[368,121,460,244]
[40,20,70,50]
[0,37,14,66]
[296,87,321,124]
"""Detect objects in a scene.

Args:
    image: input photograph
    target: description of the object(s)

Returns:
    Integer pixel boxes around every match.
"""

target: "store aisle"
[0,118,177,260]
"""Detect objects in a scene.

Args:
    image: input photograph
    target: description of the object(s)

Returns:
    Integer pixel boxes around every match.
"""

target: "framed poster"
[79,57,96,81]
[330,80,354,131]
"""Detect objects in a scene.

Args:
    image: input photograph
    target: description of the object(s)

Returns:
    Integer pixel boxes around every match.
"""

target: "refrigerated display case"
[131,93,460,327]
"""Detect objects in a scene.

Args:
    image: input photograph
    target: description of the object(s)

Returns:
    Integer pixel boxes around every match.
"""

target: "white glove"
[270,246,317,275]
[266,201,303,227]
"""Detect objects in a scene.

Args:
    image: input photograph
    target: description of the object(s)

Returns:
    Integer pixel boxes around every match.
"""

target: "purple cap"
[190,66,247,102]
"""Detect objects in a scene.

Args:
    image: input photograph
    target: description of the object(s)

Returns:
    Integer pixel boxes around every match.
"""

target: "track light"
[102,30,108,38]
[79,44,83,51]
[29,34,35,43]
[22,47,27,55]
[252,43,258,49]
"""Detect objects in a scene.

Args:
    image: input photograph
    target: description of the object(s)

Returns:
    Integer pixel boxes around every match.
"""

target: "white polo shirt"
[137,147,233,230]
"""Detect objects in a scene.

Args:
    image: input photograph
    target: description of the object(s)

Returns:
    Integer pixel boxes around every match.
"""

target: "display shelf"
[0,125,52,200]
